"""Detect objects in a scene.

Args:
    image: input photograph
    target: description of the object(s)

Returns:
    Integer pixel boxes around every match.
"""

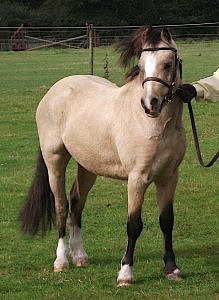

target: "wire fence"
[0,22,219,51]
[0,23,218,85]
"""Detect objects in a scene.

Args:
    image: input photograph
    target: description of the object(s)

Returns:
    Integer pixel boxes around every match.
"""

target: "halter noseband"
[142,47,182,104]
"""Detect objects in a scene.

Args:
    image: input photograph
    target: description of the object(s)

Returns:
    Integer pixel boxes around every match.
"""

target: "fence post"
[88,23,94,75]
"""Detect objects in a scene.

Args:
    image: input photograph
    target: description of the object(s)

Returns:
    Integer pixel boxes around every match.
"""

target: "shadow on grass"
[89,243,218,284]
[93,243,217,263]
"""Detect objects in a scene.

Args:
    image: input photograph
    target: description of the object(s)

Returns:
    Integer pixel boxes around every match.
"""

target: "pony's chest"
[149,126,186,179]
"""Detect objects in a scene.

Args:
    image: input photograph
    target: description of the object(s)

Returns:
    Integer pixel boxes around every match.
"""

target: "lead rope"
[187,101,219,167]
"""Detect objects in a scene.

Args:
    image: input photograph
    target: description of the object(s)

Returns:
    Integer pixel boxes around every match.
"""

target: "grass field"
[0,41,218,299]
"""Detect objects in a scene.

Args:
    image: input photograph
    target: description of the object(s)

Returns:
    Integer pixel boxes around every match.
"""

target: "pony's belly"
[67,146,128,180]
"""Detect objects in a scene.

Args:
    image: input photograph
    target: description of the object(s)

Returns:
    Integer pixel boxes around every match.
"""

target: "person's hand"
[175,84,197,103]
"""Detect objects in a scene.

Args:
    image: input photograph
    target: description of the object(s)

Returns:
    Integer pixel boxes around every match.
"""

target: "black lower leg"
[58,201,69,238]
[70,182,82,228]
[122,211,143,266]
[159,203,178,274]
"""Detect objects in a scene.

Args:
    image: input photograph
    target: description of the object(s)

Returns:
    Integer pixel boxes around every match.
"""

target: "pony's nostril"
[141,98,146,111]
[150,97,159,110]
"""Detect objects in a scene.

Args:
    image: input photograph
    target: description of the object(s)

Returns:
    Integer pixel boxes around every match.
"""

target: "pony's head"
[116,25,182,118]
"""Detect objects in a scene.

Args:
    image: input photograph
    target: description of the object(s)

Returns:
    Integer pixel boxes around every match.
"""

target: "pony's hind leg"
[155,170,183,281]
[43,148,70,272]
[69,164,97,267]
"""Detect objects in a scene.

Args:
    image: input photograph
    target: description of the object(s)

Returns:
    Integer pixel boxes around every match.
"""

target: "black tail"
[18,150,55,236]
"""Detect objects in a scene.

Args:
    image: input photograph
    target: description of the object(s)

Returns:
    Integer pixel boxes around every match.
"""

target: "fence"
[0,23,218,79]
[1,22,219,51]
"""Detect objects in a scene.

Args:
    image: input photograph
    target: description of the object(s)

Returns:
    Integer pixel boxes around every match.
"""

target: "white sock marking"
[54,237,69,269]
[69,226,88,264]
[117,264,134,282]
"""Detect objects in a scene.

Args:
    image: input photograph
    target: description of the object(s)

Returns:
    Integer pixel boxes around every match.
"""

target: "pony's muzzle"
[141,97,160,118]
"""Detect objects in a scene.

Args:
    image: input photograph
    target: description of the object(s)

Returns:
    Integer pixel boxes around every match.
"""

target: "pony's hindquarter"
[18,150,55,236]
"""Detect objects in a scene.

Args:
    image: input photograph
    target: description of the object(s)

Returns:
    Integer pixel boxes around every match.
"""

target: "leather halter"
[142,47,182,105]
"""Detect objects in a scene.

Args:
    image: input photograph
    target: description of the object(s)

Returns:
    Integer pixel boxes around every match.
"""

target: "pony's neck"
[161,95,184,128]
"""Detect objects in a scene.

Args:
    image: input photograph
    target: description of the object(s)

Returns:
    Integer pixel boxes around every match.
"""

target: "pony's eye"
[164,62,172,70]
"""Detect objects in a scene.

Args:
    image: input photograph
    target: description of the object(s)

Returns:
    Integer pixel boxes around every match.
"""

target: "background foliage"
[0,0,219,27]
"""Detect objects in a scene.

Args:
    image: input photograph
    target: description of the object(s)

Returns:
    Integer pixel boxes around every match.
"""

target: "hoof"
[74,258,89,267]
[117,279,134,287]
[166,268,183,281]
[117,264,134,287]
[54,262,69,272]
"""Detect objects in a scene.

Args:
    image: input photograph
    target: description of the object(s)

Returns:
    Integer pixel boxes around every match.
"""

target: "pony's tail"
[18,150,55,236]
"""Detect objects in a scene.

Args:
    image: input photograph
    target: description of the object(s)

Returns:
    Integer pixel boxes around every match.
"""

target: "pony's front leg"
[155,170,183,281]
[117,173,147,287]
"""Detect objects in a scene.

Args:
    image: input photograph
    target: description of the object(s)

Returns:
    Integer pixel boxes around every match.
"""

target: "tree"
[0,0,218,27]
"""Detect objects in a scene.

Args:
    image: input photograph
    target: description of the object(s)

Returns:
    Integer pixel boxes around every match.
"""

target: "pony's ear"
[161,28,172,42]
[115,25,152,69]
[132,25,152,57]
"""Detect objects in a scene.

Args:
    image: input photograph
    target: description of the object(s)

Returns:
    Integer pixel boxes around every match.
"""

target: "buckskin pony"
[19,25,186,286]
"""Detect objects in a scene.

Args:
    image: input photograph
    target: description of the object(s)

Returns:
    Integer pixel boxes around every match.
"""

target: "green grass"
[0,42,218,300]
